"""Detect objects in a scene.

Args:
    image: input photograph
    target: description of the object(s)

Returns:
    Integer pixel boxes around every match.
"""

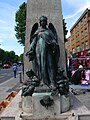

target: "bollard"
[19,71,22,83]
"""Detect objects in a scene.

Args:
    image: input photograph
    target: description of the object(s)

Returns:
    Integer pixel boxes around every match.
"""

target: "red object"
[3,64,10,69]
[86,58,90,65]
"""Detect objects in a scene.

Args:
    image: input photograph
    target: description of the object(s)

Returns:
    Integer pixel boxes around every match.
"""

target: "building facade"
[65,36,72,57]
[65,8,90,58]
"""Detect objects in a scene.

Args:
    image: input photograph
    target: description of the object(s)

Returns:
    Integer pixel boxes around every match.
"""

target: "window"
[72,48,75,54]
[84,17,87,25]
[86,41,88,49]
[81,31,84,39]
[77,46,80,52]
[80,20,83,28]
[85,28,88,37]
[82,43,84,51]
[77,34,80,41]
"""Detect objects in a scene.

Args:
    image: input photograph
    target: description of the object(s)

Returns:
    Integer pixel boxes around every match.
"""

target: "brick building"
[65,8,90,58]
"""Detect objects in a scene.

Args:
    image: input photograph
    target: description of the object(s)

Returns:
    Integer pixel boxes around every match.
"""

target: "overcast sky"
[0,0,90,55]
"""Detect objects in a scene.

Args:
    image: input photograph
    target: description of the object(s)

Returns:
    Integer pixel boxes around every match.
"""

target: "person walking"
[13,63,17,78]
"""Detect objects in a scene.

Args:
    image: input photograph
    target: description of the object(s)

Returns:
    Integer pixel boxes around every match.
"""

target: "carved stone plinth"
[22,96,32,113]
[32,93,61,117]
[21,91,70,120]
[1,91,90,120]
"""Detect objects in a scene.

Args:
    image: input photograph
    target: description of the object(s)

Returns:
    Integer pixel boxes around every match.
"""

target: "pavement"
[0,74,23,102]
[69,84,90,111]
[0,74,90,113]
[75,92,90,111]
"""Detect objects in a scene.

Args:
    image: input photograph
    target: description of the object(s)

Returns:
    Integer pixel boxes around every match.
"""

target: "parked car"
[3,64,10,69]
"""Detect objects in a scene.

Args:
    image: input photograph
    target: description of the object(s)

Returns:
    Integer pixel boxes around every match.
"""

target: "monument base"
[1,91,90,120]
[22,92,70,117]
[20,112,72,120]
[21,93,71,120]
[21,83,70,119]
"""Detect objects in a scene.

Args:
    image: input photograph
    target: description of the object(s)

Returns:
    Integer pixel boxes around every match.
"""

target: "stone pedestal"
[21,92,70,120]
[32,93,61,117]
[1,91,90,120]
[22,96,32,113]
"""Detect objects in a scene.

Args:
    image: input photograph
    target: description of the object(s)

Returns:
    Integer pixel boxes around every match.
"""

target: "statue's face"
[40,20,47,27]
[39,16,47,27]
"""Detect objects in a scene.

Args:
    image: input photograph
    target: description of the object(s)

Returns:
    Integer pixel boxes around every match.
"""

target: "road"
[0,66,23,102]
[0,66,22,84]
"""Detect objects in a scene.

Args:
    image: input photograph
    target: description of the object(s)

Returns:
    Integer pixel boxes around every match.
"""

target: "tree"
[0,48,5,63]
[14,55,19,63]
[9,51,16,63]
[4,51,11,64]
[0,48,19,65]
[15,2,68,45]
[63,19,68,43]
[15,2,27,46]
[19,53,24,62]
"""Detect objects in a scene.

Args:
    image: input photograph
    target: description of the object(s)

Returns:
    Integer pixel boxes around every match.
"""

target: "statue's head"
[39,16,47,27]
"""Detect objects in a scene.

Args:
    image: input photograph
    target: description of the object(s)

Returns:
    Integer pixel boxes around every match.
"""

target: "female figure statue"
[26,16,60,88]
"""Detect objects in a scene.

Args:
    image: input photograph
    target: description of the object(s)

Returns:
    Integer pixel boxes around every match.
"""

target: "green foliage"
[63,19,68,43]
[0,48,5,62]
[0,48,19,64]
[19,53,23,62]
[14,55,19,63]
[15,2,27,46]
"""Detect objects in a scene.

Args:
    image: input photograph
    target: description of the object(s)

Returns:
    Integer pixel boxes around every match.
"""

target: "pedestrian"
[13,63,17,78]
[70,65,85,85]
[78,64,83,69]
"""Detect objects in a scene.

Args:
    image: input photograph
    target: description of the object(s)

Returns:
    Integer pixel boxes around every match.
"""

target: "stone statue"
[26,16,60,89]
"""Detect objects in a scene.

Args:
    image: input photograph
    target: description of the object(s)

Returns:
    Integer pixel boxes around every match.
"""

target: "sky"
[62,0,90,37]
[0,0,90,55]
[0,0,27,56]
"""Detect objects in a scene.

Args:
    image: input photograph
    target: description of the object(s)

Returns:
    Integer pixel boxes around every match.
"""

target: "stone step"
[1,91,90,120]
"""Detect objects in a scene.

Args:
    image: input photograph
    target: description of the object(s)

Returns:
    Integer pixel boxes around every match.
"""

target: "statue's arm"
[26,36,37,61]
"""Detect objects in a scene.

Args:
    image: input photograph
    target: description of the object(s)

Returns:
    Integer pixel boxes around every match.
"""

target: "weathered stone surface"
[0,91,22,120]
[34,85,51,93]
[21,116,70,120]
[61,95,70,113]
[22,96,32,113]
[78,115,90,120]
[1,91,90,120]
[32,93,61,117]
